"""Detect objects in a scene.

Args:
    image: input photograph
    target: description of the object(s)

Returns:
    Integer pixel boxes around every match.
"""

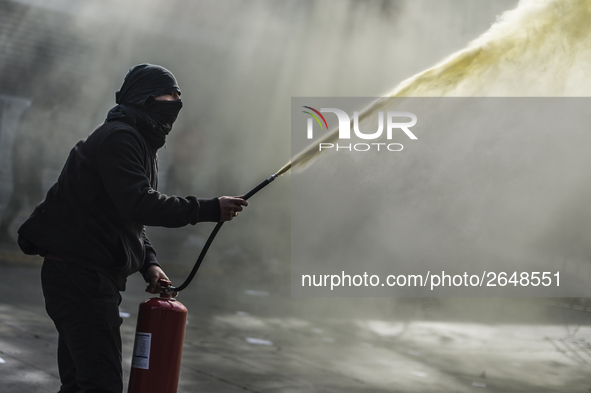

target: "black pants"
[41,259,123,393]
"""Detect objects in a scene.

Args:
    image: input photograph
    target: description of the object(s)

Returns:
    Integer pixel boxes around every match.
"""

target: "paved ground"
[2,243,591,392]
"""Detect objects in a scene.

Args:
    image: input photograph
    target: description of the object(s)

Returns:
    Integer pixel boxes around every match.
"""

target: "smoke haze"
[6,1,591,391]
[1,0,520,285]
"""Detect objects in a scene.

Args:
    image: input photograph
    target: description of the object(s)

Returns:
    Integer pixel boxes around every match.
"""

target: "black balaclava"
[106,63,183,149]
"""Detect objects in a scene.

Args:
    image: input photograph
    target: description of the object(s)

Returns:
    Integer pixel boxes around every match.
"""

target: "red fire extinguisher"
[128,279,187,393]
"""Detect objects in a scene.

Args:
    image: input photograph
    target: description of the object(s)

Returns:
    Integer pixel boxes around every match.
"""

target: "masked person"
[17,64,247,393]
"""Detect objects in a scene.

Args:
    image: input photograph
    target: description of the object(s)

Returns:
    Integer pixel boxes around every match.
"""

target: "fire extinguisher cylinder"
[128,280,188,393]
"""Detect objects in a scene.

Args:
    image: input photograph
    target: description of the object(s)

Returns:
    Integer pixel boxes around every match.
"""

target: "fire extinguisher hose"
[168,173,279,294]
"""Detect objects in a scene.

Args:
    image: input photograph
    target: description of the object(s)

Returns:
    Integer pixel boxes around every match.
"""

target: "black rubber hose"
[170,174,278,293]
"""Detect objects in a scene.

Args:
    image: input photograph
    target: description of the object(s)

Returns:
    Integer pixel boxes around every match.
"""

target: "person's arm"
[137,228,171,293]
[138,228,159,275]
[97,130,247,226]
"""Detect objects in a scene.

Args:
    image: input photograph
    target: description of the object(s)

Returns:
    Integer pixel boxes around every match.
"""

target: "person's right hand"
[218,196,248,221]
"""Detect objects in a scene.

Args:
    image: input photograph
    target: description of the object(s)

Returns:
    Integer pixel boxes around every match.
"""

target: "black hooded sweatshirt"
[17,64,220,290]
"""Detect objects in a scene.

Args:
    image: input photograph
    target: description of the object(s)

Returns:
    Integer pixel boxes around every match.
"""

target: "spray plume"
[276,0,591,176]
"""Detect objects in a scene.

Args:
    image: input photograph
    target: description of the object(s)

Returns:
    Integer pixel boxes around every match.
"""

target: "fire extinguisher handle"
[158,278,172,288]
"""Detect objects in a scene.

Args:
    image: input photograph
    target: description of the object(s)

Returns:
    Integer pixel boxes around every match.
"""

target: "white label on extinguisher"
[131,332,151,369]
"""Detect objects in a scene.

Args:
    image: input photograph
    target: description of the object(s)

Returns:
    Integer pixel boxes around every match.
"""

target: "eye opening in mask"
[144,92,181,107]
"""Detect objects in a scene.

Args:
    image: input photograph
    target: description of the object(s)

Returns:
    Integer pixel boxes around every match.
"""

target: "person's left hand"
[145,264,172,294]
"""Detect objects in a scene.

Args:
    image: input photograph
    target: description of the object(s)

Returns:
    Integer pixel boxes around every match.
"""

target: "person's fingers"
[227,196,247,206]
[147,281,159,293]
[146,277,171,293]
[231,199,246,214]
[218,196,249,221]
[156,278,171,291]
